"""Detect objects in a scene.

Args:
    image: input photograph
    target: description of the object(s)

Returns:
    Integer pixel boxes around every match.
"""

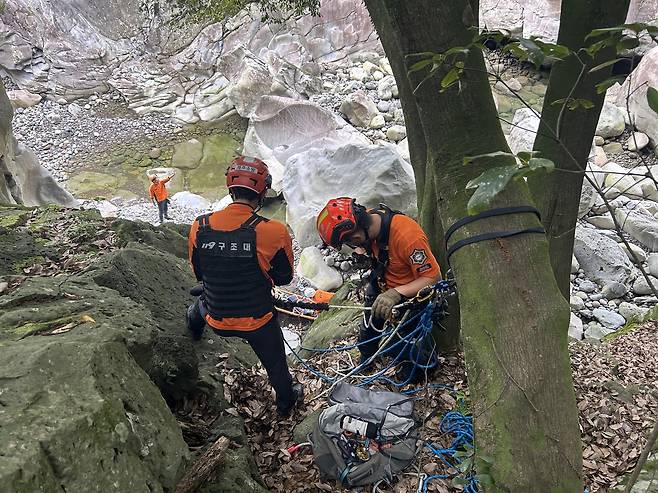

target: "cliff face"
[0,81,77,207]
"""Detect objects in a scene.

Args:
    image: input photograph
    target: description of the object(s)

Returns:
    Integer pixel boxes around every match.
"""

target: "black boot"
[186,303,205,341]
[276,383,304,417]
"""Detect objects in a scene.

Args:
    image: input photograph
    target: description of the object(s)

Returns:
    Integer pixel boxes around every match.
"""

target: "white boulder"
[243,96,370,192]
[614,204,658,251]
[298,246,344,291]
[568,313,583,340]
[171,191,210,210]
[595,102,625,138]
[602,162,643,199]
[377,76,398,101]
[284,142,417,247]
[6,89,42,108]
[339,90,379,128]
[627,132,650,152]
[573,226,633,286]
[507,108,540,154]
[617,46,658,145]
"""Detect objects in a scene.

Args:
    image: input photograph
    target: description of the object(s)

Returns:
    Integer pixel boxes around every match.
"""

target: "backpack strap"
[240,213,269,230]
[196,213,212,233]
[368,204,404,289]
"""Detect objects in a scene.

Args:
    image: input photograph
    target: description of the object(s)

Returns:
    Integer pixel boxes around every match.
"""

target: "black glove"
[371,288,402,320]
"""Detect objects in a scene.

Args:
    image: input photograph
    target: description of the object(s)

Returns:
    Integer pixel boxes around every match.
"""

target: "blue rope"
[423,411,478,493]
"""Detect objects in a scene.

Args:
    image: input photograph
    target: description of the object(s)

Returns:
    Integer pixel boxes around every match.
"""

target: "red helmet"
[225,156,272,195]
[317,197,361,248]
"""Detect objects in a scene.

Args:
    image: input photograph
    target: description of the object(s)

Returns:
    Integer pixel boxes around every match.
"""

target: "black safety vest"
[366,204,403,296]
[196,213,273,320]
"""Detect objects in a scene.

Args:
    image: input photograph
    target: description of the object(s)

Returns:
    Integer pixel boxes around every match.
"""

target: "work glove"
[371,288,402,320]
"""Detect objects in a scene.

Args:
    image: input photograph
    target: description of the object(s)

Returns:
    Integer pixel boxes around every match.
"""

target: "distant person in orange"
[186,156,303,416]
[316,197,442,382]
[149,171,175,224]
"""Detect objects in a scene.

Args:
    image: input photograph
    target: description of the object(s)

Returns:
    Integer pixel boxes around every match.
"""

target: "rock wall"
[481,0,658,44]
[0,80,77,206]
[0,0,379,123]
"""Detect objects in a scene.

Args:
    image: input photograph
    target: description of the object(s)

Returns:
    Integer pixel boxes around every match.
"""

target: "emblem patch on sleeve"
[409,248,428,265]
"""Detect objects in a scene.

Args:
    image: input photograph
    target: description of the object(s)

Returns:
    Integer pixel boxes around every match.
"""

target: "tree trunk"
[175,436,230,493]
[374,4,462,352]
[364,1,583,491]
[528,0,631,298]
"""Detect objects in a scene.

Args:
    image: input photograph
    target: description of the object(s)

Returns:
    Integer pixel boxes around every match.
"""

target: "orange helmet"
[317,197,363,248]
[226,156,272,195]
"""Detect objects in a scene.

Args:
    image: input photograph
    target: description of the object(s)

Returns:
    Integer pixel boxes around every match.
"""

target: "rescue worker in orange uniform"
[149,171,175,224]
[186,156,303,416]
[316,197,441,382]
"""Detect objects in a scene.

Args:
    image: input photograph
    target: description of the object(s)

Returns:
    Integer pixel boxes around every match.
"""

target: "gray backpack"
[309,383,421,487]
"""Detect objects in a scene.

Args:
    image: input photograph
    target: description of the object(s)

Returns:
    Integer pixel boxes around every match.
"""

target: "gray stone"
[615,205,658,251]
[603,142,624,154]
[386,125,407,142]
[298,246,344,291]
[171,138,203,169]
[574,291,588,300]
[632,275,658,295]
[568,313,583,340]
[586,213,615,229]
[574,227,633,286]
[594,136,605,146]
[621,243,647,263]
[584,322,616,340]
[507,108,540,154]
[7,89,42,108]
[627,132,650,151]
[45,112,62,124]
[602,281,628,299]
[596,102,625,138]
[339,90,379,127]
[340,261,351,272]
[579,280,598,293]
[592,308,626,329]
[648,253,658,277]
[369,114,385,129]
[570,296,585,311]
[571,255,580,273]
[377,75,398,100]
[618,302,649,321]
[590,293,605,301]
[148,147,162,159]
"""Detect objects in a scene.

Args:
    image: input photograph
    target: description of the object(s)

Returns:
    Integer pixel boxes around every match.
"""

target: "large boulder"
[0,336,189,492]
[573,227,633,286]
[603,161,644,199]
[298,246,344,291]
[578,162,605,218]
[284,141,417,247]
[242,96,370,191]
[0,82,77,207]
[617,46,658,145]
[6,89,41,108]
[614,204,658,251]
[595,102,625,138]
[171,191,211,210]
[339,90,379,128]
[507,108,540,154]
[480,0,525,36]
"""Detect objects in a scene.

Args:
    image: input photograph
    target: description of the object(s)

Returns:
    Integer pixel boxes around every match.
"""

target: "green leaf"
[617,37,640,52]
[589,58,623,73]
[466,165,520,215]
[578,99,595,109]
[596,76,625,94]
[408,58,434,73]
[479,455,495,465]
[623,22,648,34]
[474,474,494,485]
[440,68,461,89]
[451,477,467,487]
[647,86,658,116]
[527,158,555,171]
[463,151,515,166]
[516,151,538,164]
[586,26,625,40]
[445,47,470,56]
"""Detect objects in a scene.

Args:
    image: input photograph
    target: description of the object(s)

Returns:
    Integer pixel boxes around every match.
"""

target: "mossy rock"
[0,337,189,492]
[82,245,199,402]
[0,276,156,370]
[0,206,29,230]
[0,231,56,276]
[66,171,123,198]
[299,282,360,358]
[112,218,189,259]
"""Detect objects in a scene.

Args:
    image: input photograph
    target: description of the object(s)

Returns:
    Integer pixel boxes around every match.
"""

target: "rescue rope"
[422,412,478,493]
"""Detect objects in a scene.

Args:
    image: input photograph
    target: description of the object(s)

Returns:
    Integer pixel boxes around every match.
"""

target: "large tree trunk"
[364,1,583,490]
[528,0,631,298]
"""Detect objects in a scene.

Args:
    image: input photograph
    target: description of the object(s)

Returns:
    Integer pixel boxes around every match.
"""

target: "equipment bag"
[310,383,420,487]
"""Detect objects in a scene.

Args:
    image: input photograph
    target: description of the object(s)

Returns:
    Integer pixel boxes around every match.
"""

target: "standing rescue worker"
[186,156,303,416]
[316,197,441,381]
[149,171,175,224]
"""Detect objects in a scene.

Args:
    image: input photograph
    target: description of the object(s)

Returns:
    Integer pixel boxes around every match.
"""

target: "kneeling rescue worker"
[316,198,442,381]
[186,156,303,416]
